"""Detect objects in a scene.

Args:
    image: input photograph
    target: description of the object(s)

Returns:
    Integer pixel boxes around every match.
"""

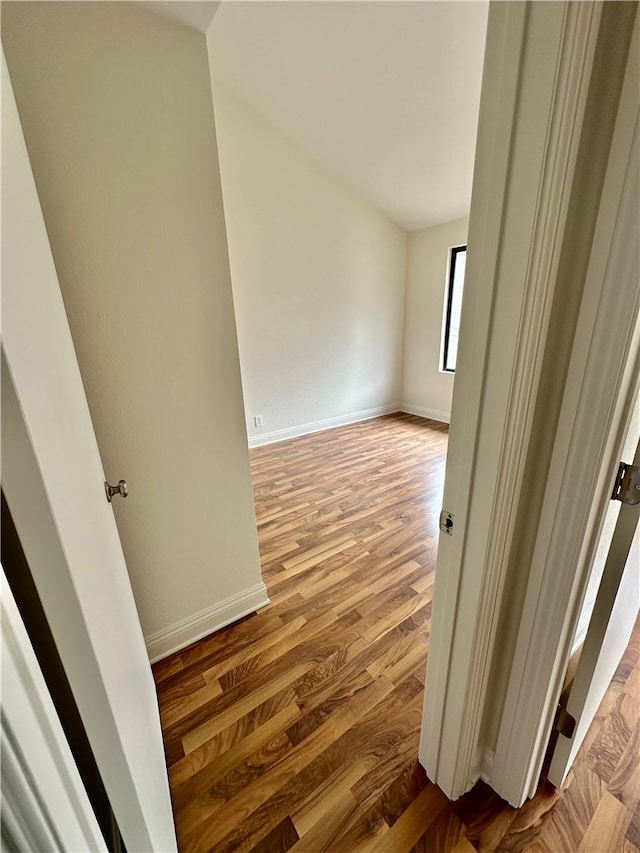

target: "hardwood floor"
[153,413,640,852]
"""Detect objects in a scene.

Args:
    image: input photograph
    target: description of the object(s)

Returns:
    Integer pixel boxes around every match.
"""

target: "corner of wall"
[146,580,270,663]
[401,217,468,418]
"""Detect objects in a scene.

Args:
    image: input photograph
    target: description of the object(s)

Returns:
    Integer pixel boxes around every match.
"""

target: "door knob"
[105,479,128,502]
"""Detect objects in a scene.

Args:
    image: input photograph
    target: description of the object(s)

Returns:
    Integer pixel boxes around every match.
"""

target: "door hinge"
[555,705,576,739]
[611,461,640,505]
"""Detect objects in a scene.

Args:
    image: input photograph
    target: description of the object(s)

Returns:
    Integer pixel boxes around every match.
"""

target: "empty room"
[2,2,639,852]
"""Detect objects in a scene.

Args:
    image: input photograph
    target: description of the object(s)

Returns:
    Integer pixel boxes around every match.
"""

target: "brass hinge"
[555,706,576,739]
[611,461,640,505]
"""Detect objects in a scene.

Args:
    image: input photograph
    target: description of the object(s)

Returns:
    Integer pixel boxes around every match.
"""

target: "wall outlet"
[254,415,264,428]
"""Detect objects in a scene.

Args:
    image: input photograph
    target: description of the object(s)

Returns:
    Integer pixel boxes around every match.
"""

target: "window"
[441,244,467,373]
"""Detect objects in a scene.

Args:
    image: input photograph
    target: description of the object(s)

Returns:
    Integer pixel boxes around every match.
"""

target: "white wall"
[401,218,469,422]
[2,52,175,849]
[2,1,268,660]
[209,81,408,445]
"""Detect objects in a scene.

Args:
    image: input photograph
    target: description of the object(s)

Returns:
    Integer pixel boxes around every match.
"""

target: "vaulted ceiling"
[145,1,488,232]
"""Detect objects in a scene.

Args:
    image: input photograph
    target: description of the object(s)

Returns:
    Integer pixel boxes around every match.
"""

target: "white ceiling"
[207,1,488,231]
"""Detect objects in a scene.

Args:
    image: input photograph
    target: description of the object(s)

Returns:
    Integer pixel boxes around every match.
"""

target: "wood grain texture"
[152,414,640,852]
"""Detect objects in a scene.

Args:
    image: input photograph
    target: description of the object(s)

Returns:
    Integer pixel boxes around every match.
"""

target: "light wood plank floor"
[153,413,640,852]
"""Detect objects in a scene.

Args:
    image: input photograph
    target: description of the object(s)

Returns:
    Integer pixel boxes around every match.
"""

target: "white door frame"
[421,0,638,805]
[421,0,603,800]
[492,10,640,805]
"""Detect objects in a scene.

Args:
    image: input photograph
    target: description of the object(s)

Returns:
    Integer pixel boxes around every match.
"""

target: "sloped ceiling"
[207,1,489,231]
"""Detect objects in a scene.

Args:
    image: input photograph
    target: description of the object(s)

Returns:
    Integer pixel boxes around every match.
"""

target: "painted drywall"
[401,218,469,423]
[2,52,175,848]
[209,80,407,444]
[207,1,487,231]
[2,1,267,655]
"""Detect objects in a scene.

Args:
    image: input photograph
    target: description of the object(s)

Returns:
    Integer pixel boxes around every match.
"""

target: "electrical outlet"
[254,415,264,428]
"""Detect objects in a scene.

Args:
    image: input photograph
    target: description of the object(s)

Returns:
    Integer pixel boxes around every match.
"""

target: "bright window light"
[441,245,467,373]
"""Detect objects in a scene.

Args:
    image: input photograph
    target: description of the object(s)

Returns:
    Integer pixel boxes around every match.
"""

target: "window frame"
[440,243,467,374]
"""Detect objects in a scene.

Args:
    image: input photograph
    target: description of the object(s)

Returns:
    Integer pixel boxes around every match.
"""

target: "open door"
[1,572,107,852]
[548,431,640,786]
[1,53,177,851]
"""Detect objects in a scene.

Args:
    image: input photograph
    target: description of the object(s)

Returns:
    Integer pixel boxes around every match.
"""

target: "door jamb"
[420,0,605,800]
[491,11,640,805]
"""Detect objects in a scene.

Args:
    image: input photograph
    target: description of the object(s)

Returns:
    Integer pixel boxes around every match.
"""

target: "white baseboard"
[399,403,451,424]
[247,404,400,448]
[145,581,270,663]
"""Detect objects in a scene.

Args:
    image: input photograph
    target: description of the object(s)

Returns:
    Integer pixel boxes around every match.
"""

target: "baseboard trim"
[146,581,270,663]
[247,404,400,448]
[399,403,451,424]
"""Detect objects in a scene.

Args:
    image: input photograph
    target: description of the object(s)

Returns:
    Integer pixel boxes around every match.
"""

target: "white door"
[1,53,177,852]
[548,433,640,786]
[1,572,107,853]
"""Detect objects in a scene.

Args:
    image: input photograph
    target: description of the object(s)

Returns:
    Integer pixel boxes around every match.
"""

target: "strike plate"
[439,510,454,536]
